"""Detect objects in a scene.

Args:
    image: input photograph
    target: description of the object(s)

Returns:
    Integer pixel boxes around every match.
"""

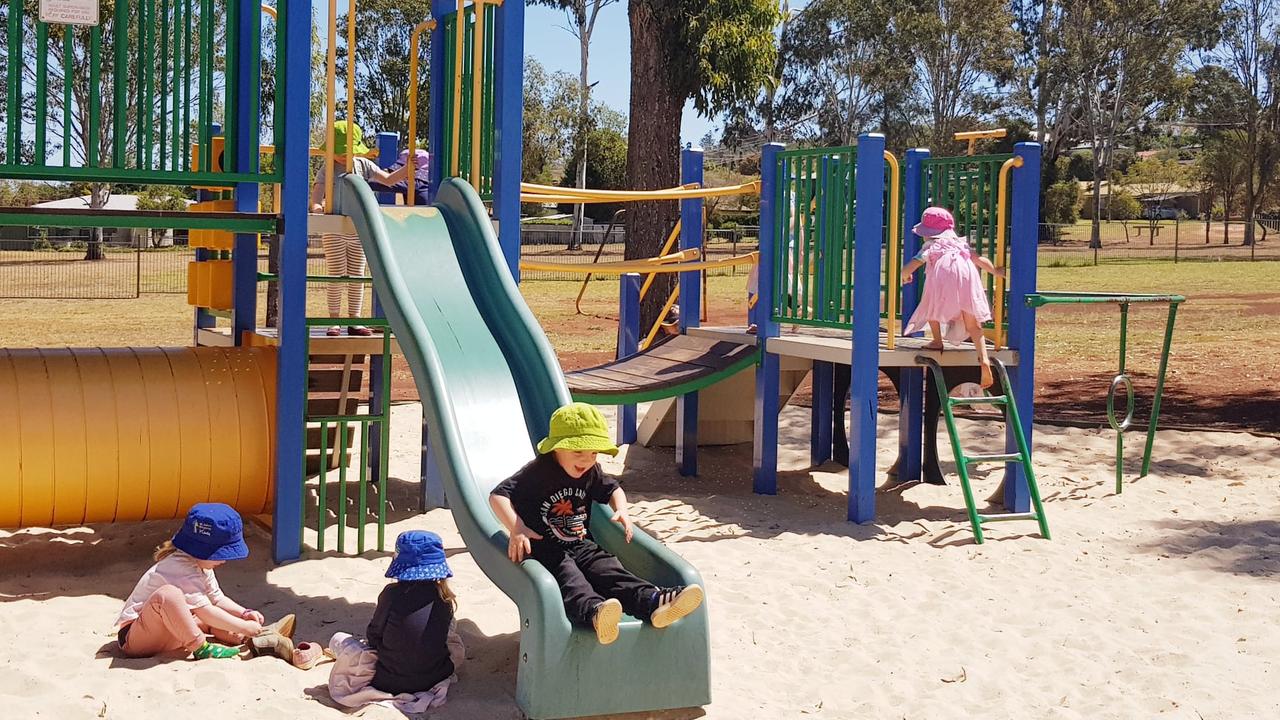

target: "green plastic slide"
[338,176,711,719]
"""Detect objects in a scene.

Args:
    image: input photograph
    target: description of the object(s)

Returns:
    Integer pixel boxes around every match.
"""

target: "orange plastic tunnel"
[0,347,277,529]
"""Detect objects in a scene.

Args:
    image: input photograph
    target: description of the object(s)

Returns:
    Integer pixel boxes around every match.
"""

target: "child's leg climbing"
[961,311,993,387]
[119,585,207,657]
[347,237,366,317]
[321,234,348,318]
[924,320,944,350]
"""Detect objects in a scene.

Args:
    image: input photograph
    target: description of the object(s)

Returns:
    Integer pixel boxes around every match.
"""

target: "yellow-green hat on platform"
[536,403,619,456]
[319,120,370,156]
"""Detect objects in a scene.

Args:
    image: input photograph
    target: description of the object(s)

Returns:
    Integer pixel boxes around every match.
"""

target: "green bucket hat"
[536,403,619,456]
[319,120,370,156]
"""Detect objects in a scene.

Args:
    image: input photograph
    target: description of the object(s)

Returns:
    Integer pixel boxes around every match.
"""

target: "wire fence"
[519,225,760,281]
[3,220,1274,299]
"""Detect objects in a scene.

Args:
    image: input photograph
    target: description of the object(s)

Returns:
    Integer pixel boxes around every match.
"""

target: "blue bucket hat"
[172,503,249,561]
[385,530,452,581]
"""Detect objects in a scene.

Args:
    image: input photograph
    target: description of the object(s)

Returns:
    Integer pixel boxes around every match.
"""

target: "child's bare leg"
[923,320,944,350]
[962,312,993,387]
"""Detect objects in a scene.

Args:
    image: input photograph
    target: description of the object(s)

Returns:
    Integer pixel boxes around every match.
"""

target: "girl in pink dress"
[900,207,1006,387]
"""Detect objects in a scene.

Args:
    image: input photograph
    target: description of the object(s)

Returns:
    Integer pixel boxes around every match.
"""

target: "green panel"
[771,146,858,329]
[0,0,282,186]
[348,176,710,719]
[439,5,496,201]
[0,210,277,232]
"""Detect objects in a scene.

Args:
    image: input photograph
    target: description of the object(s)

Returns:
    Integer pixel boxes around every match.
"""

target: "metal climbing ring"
[1106,373,1135,432]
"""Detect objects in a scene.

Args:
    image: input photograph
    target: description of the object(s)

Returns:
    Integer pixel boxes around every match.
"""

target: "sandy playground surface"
[1,403,1278,720]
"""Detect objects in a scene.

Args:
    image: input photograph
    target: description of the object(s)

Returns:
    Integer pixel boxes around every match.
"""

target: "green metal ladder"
[917,356,1050,544]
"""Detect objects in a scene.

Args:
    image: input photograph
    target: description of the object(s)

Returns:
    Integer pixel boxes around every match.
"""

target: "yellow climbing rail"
[993,155,1024,350]
[883,150,900,350]
[519,251,757,276]
[520,181,760,204]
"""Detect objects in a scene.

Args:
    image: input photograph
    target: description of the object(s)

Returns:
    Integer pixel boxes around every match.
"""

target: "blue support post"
[232,8,260,346]
[492,0,525,280]
[811,361,833,465]
[193,124,221,344]
[367,134,398,484]
[753,143,785,494]
[422,411,447,507]
[616,273,640,445]
[272,0,312,564]
[375,132,399,204]
[896,148,929,482]
[849,134,886,523]
[428,0,447,195]
[676,146,703,477]
[1004,142,1042,512]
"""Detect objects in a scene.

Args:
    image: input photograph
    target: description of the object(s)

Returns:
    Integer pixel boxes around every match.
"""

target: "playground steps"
[304,352,368,475]
[918,356,1050,544]
[637,355,811,447]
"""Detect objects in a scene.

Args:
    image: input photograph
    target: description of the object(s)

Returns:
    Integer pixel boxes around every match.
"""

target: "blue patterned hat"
[385,530,452,581]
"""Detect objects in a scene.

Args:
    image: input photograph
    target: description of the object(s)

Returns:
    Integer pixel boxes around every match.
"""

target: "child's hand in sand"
[508,522,543,563]
[611,509,634,543]
[240,608,265,625]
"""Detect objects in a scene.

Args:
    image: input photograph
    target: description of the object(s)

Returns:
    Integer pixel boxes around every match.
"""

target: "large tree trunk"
[1089,172,1103,248]
[84,183,110,260]
[570,25,591,251]
[626,0,684,333]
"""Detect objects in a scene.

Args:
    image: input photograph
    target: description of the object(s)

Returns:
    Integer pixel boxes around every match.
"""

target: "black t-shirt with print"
[491,454,620,546]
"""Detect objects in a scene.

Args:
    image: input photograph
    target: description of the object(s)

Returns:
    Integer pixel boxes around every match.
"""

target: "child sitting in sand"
[115,503,295,660]
[366,530,458,694]
[490,403,704,645]
[900,206,1007,387]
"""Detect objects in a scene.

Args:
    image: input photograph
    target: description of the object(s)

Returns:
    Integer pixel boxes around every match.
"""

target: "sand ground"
[2,403,1277,719]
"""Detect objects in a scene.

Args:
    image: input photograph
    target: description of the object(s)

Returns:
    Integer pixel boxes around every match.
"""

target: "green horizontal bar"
[770,315,853,331]
[966,453,1022,465]
[1027,292,1186,307]
[949,395,1008,406]
[0,164,283,185]
[571,351,759,406]
[308,414,388,424]
[921,153,1013,166]
[257,272,375,284]
[0,212,277,232]
[778,146,856,160]
[978,512,1041,523]
[304,317,391,327]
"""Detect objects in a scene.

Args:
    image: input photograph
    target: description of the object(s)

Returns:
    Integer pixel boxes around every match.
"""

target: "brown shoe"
[262,613,296,640]
[249,631,295,661]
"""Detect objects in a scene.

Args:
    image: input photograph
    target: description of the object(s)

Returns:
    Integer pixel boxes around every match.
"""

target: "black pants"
[532,539,656,627]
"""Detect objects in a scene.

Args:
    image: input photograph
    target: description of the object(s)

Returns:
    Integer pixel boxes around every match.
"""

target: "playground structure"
[0,0,1189,717]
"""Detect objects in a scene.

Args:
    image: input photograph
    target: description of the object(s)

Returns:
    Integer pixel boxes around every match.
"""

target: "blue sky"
[523,3,717,146]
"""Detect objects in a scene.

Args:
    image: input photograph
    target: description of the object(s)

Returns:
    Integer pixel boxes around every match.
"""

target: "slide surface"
[340,176,711,720]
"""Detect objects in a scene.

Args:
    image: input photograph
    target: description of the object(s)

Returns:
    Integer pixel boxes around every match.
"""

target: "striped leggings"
[321,233,366,318]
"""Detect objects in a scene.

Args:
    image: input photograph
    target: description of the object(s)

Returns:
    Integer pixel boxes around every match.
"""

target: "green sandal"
[192,642,241,660]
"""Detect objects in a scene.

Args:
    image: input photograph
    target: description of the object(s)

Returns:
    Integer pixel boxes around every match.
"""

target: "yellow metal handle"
[406,19,437,205]
[993,155,1024,350]
[883,150,900,350]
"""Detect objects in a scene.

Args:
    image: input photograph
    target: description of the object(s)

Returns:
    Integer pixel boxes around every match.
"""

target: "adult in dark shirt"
[367,530,457,695]
[490,403,704,645]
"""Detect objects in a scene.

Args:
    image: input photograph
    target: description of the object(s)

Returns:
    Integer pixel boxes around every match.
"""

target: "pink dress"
[902,232,992,343]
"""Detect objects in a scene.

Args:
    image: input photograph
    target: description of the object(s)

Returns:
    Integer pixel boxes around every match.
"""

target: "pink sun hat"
[912,206,956,237]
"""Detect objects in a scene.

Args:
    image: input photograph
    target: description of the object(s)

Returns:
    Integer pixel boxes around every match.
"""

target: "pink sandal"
[292,641,324,670]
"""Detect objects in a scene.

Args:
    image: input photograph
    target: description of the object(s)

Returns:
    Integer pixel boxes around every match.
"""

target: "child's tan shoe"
[261,613,296,640]
[592,599,623,645]
[650,585,704,628]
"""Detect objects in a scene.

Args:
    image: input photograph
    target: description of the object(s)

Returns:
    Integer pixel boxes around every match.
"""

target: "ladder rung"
[966,452,1023,465]
[978,512,1040,523]
[949,395,1008,406]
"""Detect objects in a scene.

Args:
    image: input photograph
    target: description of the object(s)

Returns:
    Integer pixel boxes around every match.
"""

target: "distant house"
[1077,181,1203,219]
[27,194,194,248]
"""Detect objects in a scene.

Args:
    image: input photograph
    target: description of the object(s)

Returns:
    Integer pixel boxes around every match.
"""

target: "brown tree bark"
[625,0,685,332]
